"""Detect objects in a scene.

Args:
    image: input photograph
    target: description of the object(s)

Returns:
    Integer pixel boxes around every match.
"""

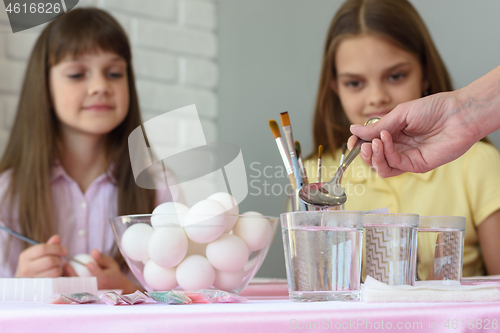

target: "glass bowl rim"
[110,213,279,220]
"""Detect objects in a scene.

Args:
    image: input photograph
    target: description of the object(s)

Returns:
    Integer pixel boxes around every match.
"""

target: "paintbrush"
[317,145,323,183]
[268,120,296,189]
[294,140,308,186]
[279,112,307,211]
[0,224,87,267]
[279,112,303,188]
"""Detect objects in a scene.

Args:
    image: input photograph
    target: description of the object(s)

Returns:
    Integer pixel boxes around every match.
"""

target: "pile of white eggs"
[120,192,273,291]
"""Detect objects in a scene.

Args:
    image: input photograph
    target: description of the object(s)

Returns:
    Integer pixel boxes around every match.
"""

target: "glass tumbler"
[415,216,465,285]
[364,213,419,285]
[280,210,364,302]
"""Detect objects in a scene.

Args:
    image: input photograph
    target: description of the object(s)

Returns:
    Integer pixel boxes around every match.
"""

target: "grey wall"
[217,0,500,278]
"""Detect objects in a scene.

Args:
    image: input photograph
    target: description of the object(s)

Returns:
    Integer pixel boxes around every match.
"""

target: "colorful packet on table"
[99,290,151,306]
[120,290,150,305]
[99,292,123,306]
[147,291,192,304]
[199,289,247,303]
[146,289,247,304]
[182,291,212,304]
[47,292,99,304]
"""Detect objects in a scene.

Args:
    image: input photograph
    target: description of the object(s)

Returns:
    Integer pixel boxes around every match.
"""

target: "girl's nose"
[368,84,391,107]
[88,74,111,95]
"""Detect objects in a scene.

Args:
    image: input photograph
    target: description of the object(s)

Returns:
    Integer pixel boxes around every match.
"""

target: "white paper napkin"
[361,276,500,303]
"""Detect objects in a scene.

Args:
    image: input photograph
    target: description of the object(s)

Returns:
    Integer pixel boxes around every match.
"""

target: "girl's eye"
[108,72,124,79]
[68,73,84,79]
[345,80,364,89]
[388,73,406,82]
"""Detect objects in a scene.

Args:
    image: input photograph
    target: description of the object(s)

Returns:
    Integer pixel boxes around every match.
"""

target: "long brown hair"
[312,0,453,155]
[0,8,156,256]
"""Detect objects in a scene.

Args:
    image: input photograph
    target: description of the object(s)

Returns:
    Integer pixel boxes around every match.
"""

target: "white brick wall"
[0,0,219,206]
[137,80,217,117]
[99,0,176,21]
[180,57,218,88]
[132,18,217,57]
[179,0,216,30]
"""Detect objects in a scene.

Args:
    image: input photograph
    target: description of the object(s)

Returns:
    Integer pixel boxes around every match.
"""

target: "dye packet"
[120,290,150,305]
[47,292,99,304]
[199,289,247,303]
[147,290,192,304]
[99,290,151,306]
[182,291,212,304]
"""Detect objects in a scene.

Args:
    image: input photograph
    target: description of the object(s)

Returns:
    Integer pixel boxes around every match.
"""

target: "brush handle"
[297,156,308,186]
[274,138,295,189]
[275,138,293,175]
[282,125,307,210]
[0,225,38,245]
[290,155,302,188]
[282,127,303,188]
[290,155,307,211]
[317,158,322,183]
[0,224,88,267]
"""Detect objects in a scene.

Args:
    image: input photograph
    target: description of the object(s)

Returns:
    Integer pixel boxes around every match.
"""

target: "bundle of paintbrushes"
[268,112,311,211]
[268,113,351,211]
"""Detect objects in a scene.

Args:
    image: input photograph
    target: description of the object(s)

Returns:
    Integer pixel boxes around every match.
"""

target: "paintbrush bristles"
[342,143,347,154]
[268,120,282,139]
[294,140,301,155]
[280,112,291,127]
[318,145,323,158]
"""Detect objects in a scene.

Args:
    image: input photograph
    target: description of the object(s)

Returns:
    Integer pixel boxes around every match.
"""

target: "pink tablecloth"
[1,283,500,333]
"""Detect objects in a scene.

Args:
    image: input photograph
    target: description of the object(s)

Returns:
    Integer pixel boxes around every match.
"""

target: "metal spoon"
[298,117,380,208]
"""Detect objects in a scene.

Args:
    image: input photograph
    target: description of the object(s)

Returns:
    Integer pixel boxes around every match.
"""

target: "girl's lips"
[83,104,114,111]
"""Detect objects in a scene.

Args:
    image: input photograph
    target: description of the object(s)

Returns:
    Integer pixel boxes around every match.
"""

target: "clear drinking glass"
[415,216,465,285]
[364,213,419,285]
[280,210,364,302]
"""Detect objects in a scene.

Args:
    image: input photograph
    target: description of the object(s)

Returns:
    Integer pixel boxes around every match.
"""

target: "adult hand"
[87,249,139,294]
[348,91,482,177]
[15,234,68,277]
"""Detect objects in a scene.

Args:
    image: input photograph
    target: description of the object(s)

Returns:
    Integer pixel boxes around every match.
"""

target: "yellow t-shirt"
[304,141,500,277]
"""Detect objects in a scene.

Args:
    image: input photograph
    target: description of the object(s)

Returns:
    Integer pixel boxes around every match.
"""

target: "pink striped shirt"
[0,163,179,277]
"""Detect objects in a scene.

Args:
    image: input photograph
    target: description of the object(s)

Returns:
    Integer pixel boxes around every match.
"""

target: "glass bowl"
[110,213,278,294]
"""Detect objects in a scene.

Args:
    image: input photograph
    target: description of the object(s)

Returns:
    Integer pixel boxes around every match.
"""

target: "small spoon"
[298,117,380,208]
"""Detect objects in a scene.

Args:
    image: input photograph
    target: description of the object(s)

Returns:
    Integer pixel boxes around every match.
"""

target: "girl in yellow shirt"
[305,0,500,277]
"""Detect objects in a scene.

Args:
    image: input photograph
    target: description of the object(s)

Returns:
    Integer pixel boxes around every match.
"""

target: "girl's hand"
[15,235,68,278]
[63,261,78,277]
[87,248,139,294]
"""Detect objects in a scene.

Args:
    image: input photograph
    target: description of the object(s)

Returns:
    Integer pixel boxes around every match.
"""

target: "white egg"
[151,202,190,228]
[143,260,178,291]
[176,255,215,290]
[148,226,188,268]
[186,239,208,257]
[233,213,272,252]
[69,253,97,277]
[214,269,245,291]
[205,234,248,272]
[121,223,154,262]
[207,192,239,233]
[183,199,228,243]
[242,211,263,217]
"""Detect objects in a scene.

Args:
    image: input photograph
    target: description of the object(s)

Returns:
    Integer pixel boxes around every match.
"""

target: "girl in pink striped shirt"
[0,8,176,293]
